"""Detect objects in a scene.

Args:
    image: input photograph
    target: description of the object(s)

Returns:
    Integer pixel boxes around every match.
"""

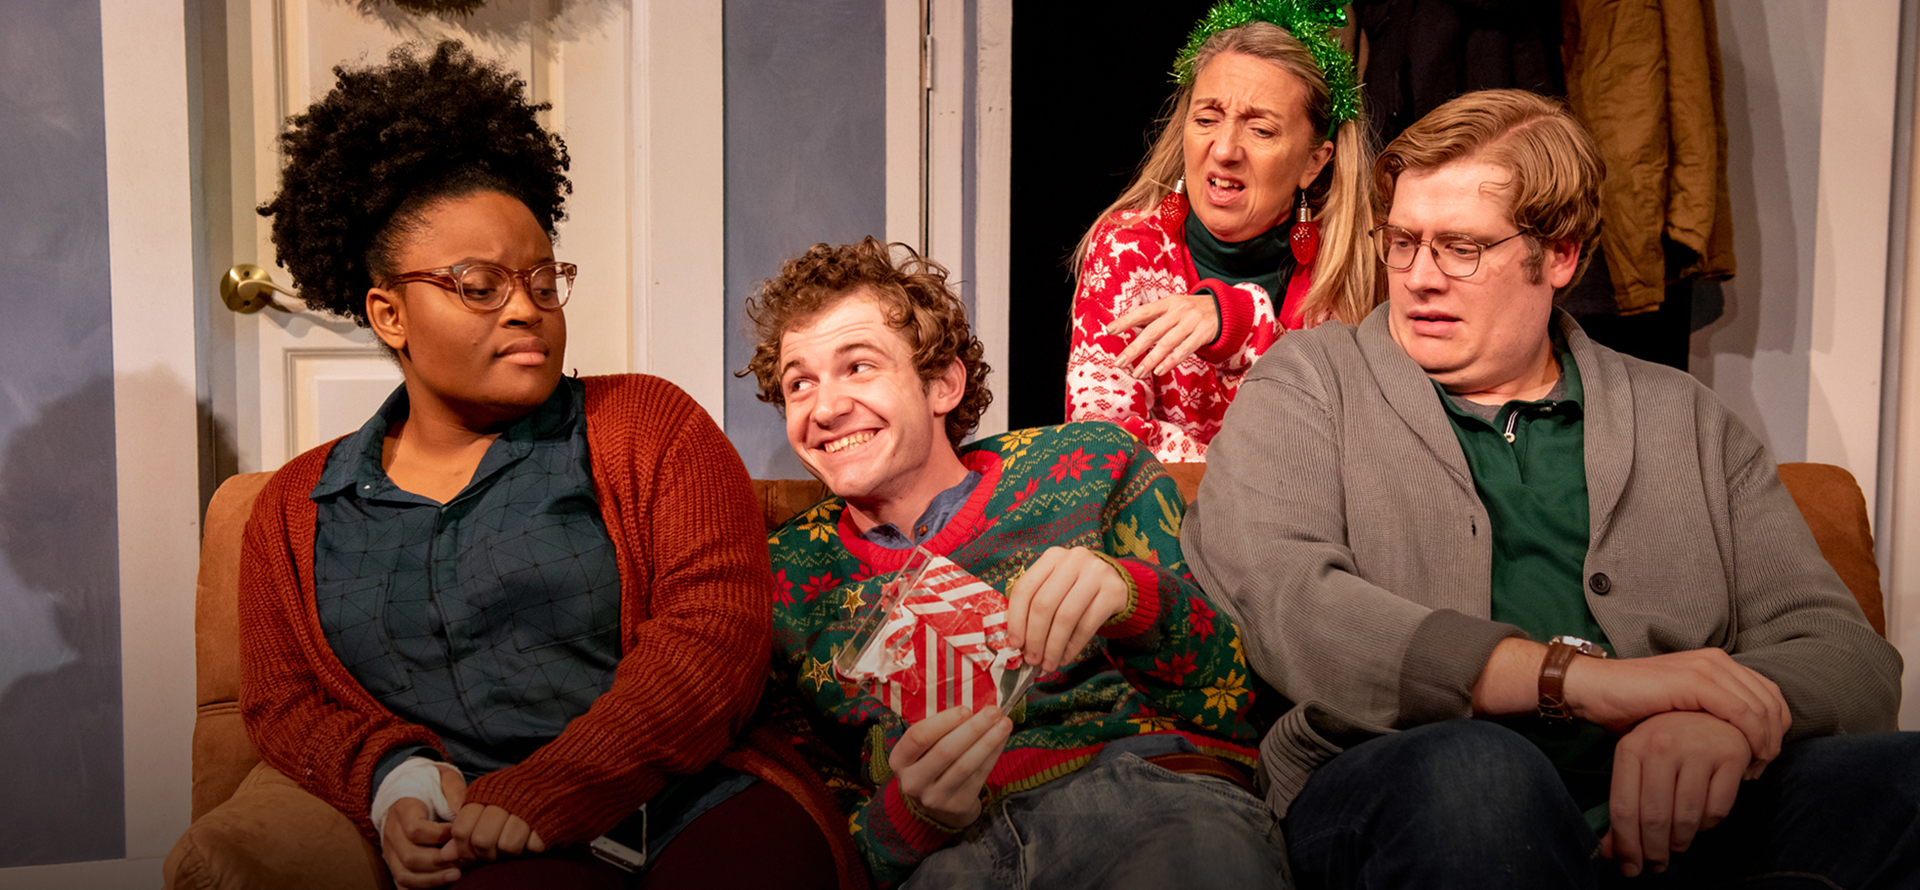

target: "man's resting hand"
[889,705,1014,830]
[1565,648,1789,772]
[1602,711,1750,878]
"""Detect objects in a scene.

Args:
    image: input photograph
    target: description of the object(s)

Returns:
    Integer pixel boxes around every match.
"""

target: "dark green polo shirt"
[1436,343,1616,827]
[310,377,622,787]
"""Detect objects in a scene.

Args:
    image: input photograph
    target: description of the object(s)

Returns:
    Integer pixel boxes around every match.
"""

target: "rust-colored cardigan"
[238,374,863,887]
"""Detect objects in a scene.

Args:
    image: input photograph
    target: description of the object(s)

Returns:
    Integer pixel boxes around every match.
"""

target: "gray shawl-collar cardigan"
[1185,306,1901,816]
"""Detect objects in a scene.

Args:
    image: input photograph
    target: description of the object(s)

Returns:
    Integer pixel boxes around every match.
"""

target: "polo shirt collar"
[1434,333,1585,429]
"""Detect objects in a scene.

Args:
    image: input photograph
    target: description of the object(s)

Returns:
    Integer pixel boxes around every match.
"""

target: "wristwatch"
[1537,635,1608,723]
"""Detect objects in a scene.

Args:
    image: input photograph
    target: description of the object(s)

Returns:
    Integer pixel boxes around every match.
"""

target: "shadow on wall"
[0,377,125,868]
[1689,0,1823,461]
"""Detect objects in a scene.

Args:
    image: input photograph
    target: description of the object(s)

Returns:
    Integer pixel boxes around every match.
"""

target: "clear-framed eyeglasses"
[1370,225,1527,279]
[382,261,578,311]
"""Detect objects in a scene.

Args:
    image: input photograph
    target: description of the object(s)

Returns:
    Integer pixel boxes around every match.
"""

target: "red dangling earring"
[1290,190,1321,266]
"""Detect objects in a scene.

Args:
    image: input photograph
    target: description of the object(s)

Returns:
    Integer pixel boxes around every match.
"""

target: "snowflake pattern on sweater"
[1067,191,1307,462]
[766,422,1262,887]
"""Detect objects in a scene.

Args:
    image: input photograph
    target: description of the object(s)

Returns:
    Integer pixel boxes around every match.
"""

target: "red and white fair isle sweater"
[1067,191,1311,462]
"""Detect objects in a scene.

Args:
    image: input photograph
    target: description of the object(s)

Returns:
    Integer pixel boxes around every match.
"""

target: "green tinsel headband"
[1173,0,1361,140]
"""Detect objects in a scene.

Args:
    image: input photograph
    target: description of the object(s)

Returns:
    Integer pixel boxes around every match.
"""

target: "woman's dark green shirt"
[309,377,622,788]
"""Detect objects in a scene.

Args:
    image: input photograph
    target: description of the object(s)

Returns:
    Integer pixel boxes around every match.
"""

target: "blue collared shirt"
[310,378,621,783]
[857,470,984,549]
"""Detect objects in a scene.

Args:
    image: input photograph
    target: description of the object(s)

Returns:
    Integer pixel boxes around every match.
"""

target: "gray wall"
[723,0,889,478]
[0,0,126,868]
[1692,0,1827,461]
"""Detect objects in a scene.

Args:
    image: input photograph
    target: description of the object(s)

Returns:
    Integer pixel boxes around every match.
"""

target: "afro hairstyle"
[257,40,571,325]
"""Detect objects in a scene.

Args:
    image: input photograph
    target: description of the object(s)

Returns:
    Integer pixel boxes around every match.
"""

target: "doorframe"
[632,0,726,419]
[889,0,1011,439]
[103,0,200,867]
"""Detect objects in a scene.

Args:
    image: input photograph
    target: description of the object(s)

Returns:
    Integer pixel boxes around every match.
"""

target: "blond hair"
[1374,89,1604,289]
[1074,22,1377,324]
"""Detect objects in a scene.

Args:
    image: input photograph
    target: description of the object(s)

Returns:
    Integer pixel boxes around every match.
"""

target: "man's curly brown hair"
[742,237,992,447]
[257,40,571,325]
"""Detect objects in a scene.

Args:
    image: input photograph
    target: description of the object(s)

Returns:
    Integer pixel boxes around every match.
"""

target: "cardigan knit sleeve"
[237,446,445,839]
[1716,413,1902,739]
[461,376,773,845]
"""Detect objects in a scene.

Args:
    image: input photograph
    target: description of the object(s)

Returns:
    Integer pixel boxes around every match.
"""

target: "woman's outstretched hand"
[1107,292,1221,378]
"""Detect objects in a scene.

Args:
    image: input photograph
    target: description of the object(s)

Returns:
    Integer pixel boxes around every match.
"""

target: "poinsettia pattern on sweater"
[765,422,1264,887]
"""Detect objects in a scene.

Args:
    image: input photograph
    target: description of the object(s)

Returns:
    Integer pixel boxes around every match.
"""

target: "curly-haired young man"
[744,237,1289,889]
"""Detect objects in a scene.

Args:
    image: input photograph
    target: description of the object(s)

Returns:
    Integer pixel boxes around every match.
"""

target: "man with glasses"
[1184,89,1916,888]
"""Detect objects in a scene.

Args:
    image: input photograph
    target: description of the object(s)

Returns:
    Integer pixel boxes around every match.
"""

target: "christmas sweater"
[1067,191,1311,462]
[766,422,1263,887]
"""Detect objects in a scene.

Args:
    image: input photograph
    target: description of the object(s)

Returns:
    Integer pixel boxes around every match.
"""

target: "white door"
[205,0,693,474]
[0,3,722,885]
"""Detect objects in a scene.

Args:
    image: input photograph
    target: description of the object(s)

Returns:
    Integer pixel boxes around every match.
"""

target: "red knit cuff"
[1194,279,1255,363]
[1117,415,1155,446]
[881,780,963,852]
[1097,557,1162,641]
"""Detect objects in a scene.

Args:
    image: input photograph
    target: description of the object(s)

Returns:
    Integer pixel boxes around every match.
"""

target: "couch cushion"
[165,761,389,890]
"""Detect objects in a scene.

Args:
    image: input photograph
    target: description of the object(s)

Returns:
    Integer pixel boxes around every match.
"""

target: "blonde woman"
[1066,0,1376,462]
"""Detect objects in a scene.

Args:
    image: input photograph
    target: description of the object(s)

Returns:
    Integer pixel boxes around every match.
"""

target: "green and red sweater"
[767,421,1262,887]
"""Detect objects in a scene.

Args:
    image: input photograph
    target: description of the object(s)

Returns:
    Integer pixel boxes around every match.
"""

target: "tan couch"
[163,463,1887,888]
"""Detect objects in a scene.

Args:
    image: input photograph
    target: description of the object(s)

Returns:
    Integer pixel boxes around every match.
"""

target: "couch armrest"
[193,472,275,821]
[1776,463,1884,636]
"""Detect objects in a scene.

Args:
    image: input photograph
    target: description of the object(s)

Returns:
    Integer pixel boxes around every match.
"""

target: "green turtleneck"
[1184,208,1297,311]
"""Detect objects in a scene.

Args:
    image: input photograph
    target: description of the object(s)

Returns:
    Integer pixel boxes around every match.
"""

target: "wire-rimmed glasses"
[1370,225,1526,279]
[383,261,577,311]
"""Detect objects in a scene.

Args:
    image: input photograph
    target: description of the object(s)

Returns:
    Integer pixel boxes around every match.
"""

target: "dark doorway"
[1007,1,1216,430]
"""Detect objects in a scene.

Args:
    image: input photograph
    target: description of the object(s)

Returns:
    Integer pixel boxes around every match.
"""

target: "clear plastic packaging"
[833,546,1037,719]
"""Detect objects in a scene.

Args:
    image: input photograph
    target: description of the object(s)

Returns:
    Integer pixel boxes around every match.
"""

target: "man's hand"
[448,803,547,863]
[1108,292,1221,378]
[889,705,1014,830]
[1602,711,1750,877]
[1565,648,1789,772]
[380,767,468,888]
[1006,546,1130,672]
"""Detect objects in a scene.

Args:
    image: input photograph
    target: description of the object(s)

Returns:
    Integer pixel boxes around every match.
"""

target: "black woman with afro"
[217,41,855,890]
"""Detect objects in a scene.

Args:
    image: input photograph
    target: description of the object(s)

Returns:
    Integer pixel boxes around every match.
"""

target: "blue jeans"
[1284,720,1920,889]
[902,740,1290,889]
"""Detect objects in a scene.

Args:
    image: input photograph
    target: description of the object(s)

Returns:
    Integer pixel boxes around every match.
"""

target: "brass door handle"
[221,264,300,313]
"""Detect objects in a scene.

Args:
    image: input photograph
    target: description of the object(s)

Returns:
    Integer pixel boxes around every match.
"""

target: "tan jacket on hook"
[1563,0,1737,314]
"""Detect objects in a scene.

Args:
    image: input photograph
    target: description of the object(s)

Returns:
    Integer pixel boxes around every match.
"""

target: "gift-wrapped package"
[834,547,1036,721]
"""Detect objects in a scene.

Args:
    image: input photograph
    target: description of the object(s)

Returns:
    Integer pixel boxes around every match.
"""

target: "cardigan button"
[1588,572,1613,595]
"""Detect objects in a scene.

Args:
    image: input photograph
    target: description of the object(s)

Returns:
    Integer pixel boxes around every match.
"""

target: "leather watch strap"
[1537,639,1581,723]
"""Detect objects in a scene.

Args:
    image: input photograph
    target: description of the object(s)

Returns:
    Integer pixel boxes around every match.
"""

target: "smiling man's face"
[1384,157,1578,401]
[778,289,964,524]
